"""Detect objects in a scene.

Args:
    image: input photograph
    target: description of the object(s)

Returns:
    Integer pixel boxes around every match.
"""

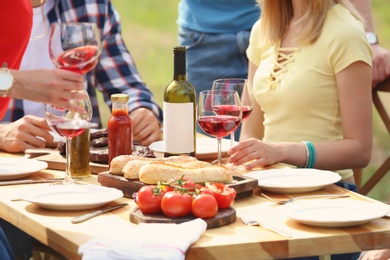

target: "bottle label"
[163,102,194,153]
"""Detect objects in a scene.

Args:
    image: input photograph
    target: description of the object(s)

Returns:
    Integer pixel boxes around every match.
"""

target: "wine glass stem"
[64,137,74,185]
[230,132,235,147]
[217,137,222,165]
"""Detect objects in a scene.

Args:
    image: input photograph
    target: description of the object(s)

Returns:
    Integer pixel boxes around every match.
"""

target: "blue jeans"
[178,27,250,140]
[0,227,15,260]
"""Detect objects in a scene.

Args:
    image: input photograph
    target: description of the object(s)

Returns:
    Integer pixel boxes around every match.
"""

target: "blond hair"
[257,0,364,44]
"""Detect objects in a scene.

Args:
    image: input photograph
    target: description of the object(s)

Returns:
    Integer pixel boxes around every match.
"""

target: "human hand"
[130,108,161,146]
[359,249,390,260]
[0,115,55,153]
[9,69,87,112]
[371,44,390,87]
[227,138,281,170]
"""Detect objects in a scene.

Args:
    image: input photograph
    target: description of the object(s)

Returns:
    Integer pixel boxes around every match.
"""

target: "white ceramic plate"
[286,200,390,227]
[149,138,233,160]
[0,158,48,180]
[20,184,123,211]
[243,168,341,193]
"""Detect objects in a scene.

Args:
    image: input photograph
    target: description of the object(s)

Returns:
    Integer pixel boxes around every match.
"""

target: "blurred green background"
[102,0,389,202]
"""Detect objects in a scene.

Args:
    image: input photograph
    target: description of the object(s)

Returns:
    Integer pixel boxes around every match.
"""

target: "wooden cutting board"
[97,171,258,199]
[25,148,109,174]
[130,207,236,229]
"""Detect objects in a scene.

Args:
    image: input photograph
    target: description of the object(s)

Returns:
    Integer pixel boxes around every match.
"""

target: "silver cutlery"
[238,208,292,238]
[260,193,350,205]
[0,178,64,186]
[71,203,128,224]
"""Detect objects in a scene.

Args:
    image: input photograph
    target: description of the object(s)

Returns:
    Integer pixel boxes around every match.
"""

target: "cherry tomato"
[206,183,236,209]
[197,185,215,198]
[161,191,193,218]
[191,194,218,219]
[136,185,165,214]
[165,175,196,192]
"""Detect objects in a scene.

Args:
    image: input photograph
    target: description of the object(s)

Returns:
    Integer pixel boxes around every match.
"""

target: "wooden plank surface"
[0,152,389,260]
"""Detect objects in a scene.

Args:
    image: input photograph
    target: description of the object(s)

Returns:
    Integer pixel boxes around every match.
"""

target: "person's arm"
[350,0,390,87]
[86,1,162,145]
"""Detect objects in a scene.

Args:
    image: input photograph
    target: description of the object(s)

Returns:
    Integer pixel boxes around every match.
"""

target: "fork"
[260,193,350,205]
[238,208,292,238]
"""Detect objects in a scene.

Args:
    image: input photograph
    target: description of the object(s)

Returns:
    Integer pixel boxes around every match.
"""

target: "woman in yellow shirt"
[228,0,372,189]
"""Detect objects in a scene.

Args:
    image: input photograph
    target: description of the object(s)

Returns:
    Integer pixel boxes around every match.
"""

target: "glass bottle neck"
[173,51,186,80]
[112,101,128,112]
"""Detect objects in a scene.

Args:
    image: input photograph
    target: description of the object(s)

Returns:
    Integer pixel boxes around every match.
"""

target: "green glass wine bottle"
[163,46,196,157]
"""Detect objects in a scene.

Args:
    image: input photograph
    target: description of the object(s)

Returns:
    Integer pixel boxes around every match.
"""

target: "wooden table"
[0,152,389,260]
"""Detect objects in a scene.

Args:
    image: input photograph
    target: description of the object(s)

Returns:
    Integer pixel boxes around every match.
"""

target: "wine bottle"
[163,46,196,157]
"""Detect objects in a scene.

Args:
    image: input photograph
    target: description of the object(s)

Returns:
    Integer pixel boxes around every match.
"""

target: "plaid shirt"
[3,0,162,128]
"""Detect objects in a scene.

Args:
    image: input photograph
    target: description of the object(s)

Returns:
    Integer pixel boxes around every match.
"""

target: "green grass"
[105,0,389,202]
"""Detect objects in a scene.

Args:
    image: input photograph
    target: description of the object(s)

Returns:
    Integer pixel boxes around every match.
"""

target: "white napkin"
[79,218,207,260]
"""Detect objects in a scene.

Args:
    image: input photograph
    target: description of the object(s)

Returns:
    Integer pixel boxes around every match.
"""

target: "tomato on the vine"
[161,191,193,218]
[206,182,236,209]
[136,185,165,214]
[196,185,215,198]
[164,175,196,192]
[191,193,218,219]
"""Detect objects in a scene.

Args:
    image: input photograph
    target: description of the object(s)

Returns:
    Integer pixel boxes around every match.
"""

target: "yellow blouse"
[246,4,372,179]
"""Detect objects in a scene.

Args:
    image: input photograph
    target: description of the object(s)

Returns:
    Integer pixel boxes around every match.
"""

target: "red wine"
[56,46,100,74]
[242,106,253,121]
[197,115,241,138]
[213,105,240,117]
[49,119,85,138]
[213,105,252,121]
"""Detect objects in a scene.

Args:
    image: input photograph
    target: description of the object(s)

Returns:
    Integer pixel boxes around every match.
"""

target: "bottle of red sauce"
[108,94,133,165]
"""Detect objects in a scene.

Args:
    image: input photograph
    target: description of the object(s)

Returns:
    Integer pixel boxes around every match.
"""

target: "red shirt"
[0,0,32,120]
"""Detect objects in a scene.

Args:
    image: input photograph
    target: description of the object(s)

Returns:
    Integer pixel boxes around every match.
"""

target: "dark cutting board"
[130,207,236,229]
[97,171,258,199]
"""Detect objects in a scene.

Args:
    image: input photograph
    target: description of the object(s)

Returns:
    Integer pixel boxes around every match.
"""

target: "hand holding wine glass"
[46,22,101,184]
[212,78,254,146]
[197,90,242,165]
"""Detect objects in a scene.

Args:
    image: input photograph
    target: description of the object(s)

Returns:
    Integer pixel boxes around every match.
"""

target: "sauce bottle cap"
[111,94,129,102]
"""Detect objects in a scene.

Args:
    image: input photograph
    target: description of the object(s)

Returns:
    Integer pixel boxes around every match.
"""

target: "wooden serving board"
[97,171,258,199]
[25,148,109,174]
[130,207,236,229]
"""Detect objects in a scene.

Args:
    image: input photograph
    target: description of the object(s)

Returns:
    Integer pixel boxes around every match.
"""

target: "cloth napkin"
[78,218,207,260]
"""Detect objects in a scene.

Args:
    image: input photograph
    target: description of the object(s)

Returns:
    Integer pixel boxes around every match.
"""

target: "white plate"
[243,168,341,193]
[20,184,124,211]
[286,200,390,227]
[149,138,233,160]
[0,158,48,180]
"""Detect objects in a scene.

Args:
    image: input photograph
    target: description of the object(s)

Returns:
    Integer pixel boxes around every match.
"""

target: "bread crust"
[110,154,197,175]
[139,162,233,184]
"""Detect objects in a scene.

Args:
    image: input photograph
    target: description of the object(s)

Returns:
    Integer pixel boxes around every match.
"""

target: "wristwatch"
[0,63,15,97]
[366,32,379,45]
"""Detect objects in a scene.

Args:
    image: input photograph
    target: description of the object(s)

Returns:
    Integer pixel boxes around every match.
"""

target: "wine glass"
[46,22,101,184]
[197,90,242,165]
[49,22,102,74]
[45,94,97,184]
[212,78,254,146]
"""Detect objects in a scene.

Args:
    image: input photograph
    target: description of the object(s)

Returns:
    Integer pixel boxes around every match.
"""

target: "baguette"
[110,154,197,175]
[123,160,212,179]
[139,161,233,184]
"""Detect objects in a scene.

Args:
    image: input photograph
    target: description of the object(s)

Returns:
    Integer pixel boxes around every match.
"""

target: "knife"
[71,203,128,224]
[0,178,64,186]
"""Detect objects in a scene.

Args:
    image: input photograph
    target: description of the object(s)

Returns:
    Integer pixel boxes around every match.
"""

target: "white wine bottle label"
[163,102,194,153]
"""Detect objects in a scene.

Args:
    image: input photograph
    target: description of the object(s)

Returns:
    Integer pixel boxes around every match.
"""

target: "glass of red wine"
[197,90,242,165]
[45,95,97,184]
[46,22,101,184]
[212,78,254,147]
[49,22,101,74]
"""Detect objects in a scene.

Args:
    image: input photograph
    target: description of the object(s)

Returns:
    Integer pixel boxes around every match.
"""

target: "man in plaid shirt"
[0,0,163,153]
